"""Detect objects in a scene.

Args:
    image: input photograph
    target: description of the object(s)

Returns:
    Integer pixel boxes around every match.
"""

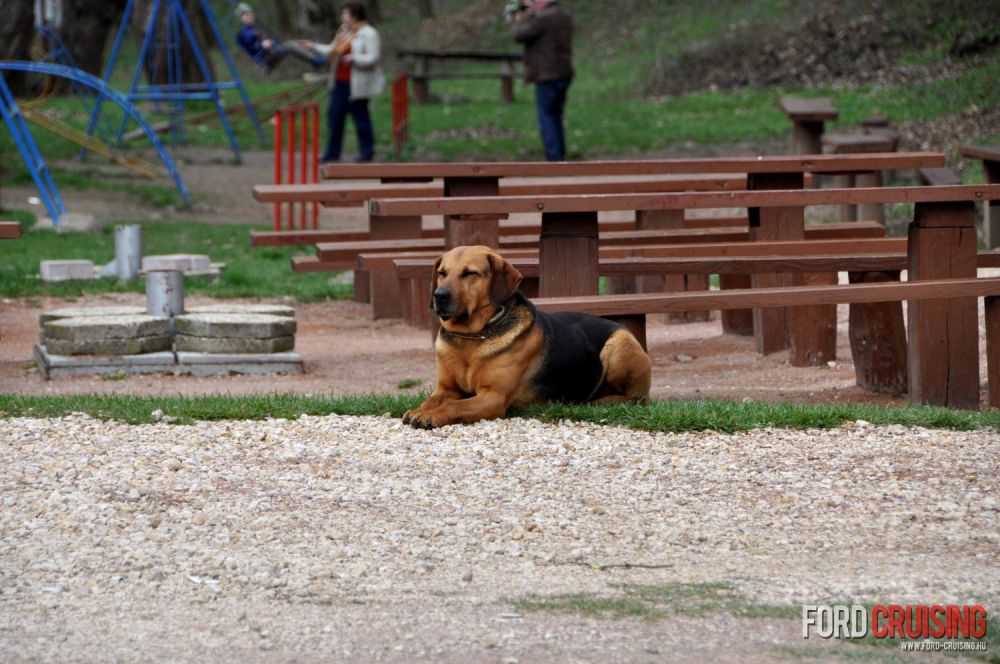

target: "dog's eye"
[437,270,447,278]
[461,270,477,278]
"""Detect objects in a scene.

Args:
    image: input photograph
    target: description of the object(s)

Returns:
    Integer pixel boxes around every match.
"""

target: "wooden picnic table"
[779,97,838,154]
[371,182,999,366]
[959,144,1000,248]
[397,49,522,103]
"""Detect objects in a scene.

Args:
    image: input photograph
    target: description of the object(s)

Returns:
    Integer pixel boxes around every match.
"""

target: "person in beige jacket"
[307,2,385,161]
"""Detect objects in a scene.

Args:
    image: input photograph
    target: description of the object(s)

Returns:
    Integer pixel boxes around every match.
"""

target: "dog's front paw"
[402,408,437,430]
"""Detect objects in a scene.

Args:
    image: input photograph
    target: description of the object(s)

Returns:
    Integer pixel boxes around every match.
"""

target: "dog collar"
[442,306,508,341]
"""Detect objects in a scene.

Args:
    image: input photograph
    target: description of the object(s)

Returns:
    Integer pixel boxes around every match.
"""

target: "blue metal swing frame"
[84,0,265,164]
[0,61,193,227]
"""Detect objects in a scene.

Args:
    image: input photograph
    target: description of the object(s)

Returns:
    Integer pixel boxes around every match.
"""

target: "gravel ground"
[1,414,996,662]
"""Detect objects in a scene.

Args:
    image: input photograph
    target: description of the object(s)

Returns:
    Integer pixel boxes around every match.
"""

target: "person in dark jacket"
[511,0,574,161]
[234,3,326,73]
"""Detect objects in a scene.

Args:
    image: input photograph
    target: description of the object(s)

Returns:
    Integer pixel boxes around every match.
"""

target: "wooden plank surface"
[778,97,838,121]
[369,184,1000,217]
[316,222,887,261]
[531,277,1000,316]
[254,176,748,205]
[393,251,1000,279]
[322,152,944,180]
[397,49,521,61]
[959,145,1000,162]
[0,221,22,239]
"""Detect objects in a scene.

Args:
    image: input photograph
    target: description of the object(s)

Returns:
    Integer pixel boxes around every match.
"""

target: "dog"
[403,245,652,429]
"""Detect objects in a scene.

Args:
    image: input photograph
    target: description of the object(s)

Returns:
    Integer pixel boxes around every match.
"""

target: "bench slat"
[316,222,885,261]
[532,277,1000,316]
[369,184,1000,217]
[394,251,1000,279]
[322,153,944,180]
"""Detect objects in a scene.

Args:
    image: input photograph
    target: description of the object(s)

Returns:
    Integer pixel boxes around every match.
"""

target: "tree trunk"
[59,0,126,78]
[129,0,212,86]
[0,0,42,95]
[416,0,434,19]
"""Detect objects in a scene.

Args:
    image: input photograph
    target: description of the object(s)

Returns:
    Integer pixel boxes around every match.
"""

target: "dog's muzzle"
[433,288,456,320]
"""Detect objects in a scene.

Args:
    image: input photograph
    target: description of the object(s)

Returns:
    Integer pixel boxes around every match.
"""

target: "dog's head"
[431,245,522,333]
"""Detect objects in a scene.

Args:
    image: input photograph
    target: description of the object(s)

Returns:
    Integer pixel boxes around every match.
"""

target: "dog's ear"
[429,256,443,308]
[488,252,522,306]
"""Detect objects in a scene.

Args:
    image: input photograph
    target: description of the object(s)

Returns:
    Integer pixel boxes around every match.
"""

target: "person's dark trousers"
[323,80,375,162]
[535,78,571,161]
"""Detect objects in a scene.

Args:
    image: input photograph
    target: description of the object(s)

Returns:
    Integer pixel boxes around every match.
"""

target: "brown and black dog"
[403,245,652,429]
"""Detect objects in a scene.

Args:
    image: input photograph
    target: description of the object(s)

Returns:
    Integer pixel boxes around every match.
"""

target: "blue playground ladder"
[84,0,265,164]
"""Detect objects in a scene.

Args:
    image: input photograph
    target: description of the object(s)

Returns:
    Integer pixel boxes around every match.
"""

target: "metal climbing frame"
[84,0,265,164]
[0,71,66,224]
[0,61,193,226]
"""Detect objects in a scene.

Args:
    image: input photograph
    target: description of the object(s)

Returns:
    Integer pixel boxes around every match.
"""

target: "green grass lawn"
[0,393,997,431]
[0,212,349,301]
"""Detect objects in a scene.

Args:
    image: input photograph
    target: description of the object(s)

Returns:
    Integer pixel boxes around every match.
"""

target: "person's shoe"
[354,155,374,163]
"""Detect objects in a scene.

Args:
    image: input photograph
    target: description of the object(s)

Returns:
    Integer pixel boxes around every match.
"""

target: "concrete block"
[40,260,95,282]
[43,315,170,341]
[174,313,296,339]
[39,306,147,325]
[186,304,295,319]
[44,335,172,356]
[174,334,295,354]
[142,254,212,273]
[34,346,177,378]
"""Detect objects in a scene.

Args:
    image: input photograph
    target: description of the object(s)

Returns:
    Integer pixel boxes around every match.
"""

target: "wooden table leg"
[539,211,599,297]
[443,176,502,249]
[748,172,805,356]
[788,271,838,366]
[720,274,754,335]
[855,171,885,223]
[847,270,907,394]
[791,120,825,154]
[907,201,980,409]
[369,215,423,319]
[983,158,1000,249]
[985,295,999,409]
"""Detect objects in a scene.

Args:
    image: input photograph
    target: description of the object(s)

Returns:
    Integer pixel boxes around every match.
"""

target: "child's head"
[235,3,255,25]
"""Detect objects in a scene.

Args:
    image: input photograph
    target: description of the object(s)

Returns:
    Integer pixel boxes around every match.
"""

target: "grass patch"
[1,393,997,432]
[0,216,350,301]
[513,581,796,621]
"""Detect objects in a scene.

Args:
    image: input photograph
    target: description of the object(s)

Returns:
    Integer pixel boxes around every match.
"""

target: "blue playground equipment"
[0,61,193,227]
[85,0,265,164]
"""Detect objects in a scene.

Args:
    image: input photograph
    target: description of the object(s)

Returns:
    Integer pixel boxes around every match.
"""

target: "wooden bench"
[531,278,1000,410]
[960,144,1000,248]
[371,183,1000,373]
[779,97,838,153]
[321,153,942,326]
[919,167,961,186]
[0,221,21,239]
[398,49,522,104]
[316,221,886,317]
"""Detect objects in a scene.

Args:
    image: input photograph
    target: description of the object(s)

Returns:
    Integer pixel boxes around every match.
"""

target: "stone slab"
[174,334,295,354]
[174,313,296,339]
[39,306,147,325]
[40,260,96,282]
[43,335,172,356]
[43,315,170,341]
[142,254,212,273]
[176,352,304,376]
[34,345,303,379]
[186,304,295,319]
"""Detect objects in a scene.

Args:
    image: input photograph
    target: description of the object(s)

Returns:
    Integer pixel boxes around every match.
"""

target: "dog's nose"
[433,288,453,309]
